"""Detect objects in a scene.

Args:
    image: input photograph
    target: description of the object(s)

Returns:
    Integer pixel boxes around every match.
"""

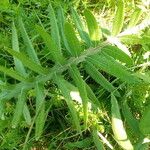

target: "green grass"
[0,0,150,149]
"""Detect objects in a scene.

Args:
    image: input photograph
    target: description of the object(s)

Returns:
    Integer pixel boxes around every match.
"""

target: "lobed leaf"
[71,8,91,46]
[102,45,133,66]
[35,83,46,140]
[92,126,104,150]
[64,22,83,57]
[5,48,48,75]
[111,94,134,150]
[12,89,27,128]
[54,74,81,133]
[84,9,102,41]
[0,65,26,82]
[12,21,27,76]
[56,6,70,51]
[49,3,61,52]
[23,103,32,126]
[122,101,141,137]
[84,61,120,97]
[35,25,64,64]
[128,8,142,29]
[139,104,150,135]
[87,52,140,84]
[112,0,125,36]
[18,16,40,64]
[69,65,88,127]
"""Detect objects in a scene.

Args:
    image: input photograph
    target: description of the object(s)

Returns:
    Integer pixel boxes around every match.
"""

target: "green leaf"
[111,94,133,150]
[87,52,140,84]
[102,45,133,66]
[84,61,120,97]
[56,6,70,51]
[35,83,46,140]
[0,99,5,120]
[69,65,88,127]
[64,22,83,57]
[65,137,92,149]
[128,8,142,29]
[92,126,104,150]
[86,84,102,109]
[84,9,102,41]
[120,35,141,45]
[0,65,26,82]
[139,104,150,135]
[71,8,91,46]
[112,0,125,36]
[12,89,27,128]
[49,3,61,52]
[23,103,32,125]
[54,74,81,133]
[35,25,64,64]
[5,48,48,75]
[12,21,27,76]
[122,101,141,136]
[18,16,40,64]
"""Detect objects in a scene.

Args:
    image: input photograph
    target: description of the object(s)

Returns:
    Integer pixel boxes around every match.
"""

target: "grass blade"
[12,88,27,128]
[64,22,83,57]
[54,74,81,133]
[18,16,40,64]
[84,61,120,97]
[84,9,102,41]
[112,0,125,36]
[111,94,133,150]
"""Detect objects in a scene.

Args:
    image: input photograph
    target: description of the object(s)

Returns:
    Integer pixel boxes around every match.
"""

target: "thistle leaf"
[18,16,40,64]
[54,74,81,133]
[84,9,102,41]
[112,0,125,36]
[84,61,120,97]
[87,52,140,84]
[0,65,26,82]
[111,94,133,150]
[71,8,91,46]
[64,22,83,57]
[49,3,61,52]
[69,65,88,127]
[35,25,64,64]
[102,45,133,66]
[12,21,27,76]
[128,8,142,29]
[5,48,48,75]
[35,83,46,140]
[12,89,27,128]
